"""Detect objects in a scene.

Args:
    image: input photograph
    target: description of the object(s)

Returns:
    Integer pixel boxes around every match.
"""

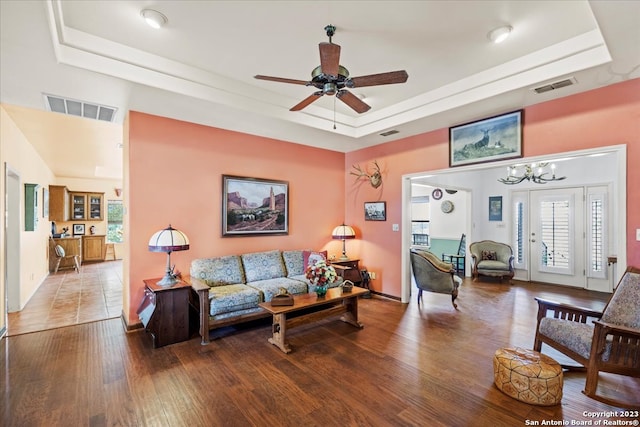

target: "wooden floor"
[1,278,638,426]
[7,260,123,336]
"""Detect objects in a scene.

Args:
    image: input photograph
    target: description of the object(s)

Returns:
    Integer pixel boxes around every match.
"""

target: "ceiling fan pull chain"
[333,96,337,130]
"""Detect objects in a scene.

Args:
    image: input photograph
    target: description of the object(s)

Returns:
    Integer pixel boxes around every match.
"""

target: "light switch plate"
[392,224,399,231]
[636,228,640,241]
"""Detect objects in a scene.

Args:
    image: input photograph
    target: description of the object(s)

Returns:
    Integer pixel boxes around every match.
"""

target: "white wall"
[1,106,56,312]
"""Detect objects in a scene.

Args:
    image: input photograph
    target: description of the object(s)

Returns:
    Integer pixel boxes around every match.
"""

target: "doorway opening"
[400,145,627,303]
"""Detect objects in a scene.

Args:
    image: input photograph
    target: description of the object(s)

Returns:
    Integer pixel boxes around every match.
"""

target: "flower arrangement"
[305,260,338,286]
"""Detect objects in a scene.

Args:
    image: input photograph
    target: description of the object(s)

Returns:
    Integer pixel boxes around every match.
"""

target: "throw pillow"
[481,250,497,261]
[303,250,327,267]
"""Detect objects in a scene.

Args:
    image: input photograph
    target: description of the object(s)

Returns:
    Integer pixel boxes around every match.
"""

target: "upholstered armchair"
[410,249,462,309]
[533,267,640,408]
[469,240,514,282]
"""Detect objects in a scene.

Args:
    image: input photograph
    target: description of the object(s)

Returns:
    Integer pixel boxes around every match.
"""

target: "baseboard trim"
[121,311,143,332]
[369,290,401,301]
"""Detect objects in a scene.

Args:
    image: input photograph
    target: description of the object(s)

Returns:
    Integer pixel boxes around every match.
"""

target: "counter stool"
[493,347,563,406]
[104,243,116,261]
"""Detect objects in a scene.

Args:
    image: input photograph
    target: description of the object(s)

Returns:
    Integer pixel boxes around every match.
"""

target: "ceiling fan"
[254,25,408,114]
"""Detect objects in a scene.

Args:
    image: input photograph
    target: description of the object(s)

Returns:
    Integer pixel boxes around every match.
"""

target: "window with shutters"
[539,198,572,273]
[511,192,528,270]
[587,189,607,279]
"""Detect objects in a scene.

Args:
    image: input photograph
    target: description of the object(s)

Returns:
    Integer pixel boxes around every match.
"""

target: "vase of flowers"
[305,260,337,297]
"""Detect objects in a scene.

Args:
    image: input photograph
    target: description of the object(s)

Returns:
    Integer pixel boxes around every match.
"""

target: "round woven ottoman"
[493,347,563,406]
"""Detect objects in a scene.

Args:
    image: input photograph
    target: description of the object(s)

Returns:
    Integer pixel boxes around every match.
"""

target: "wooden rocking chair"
[533,266,640,408]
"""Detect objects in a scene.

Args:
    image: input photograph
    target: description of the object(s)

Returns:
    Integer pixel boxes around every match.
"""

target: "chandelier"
[498,162,566,185]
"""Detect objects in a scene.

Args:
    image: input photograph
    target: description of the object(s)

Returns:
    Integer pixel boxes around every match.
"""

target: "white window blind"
[587,188,607,279]
[539,199,571,272]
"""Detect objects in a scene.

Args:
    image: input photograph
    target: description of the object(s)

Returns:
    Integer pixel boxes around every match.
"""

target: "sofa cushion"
[208,284,262,316]
[191,255,245,286]
[282,250,305,277]
[242,250,286,282]
[247,277,308,302]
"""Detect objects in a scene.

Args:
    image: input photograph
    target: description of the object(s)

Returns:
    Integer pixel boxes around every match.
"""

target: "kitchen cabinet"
[82,235,105,262]
[49,237,82,272]
[48,185,69,222]
[70,192,104,221]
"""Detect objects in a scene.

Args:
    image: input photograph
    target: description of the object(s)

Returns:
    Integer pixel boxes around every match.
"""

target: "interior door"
[530,188,585,287]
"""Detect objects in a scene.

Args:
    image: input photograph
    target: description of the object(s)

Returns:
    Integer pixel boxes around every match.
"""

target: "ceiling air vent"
[379,129,399,137]
[533,77,577,94]
[43,94,117,122]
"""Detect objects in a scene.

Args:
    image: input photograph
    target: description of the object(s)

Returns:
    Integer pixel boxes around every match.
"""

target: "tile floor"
[7,260,123,336]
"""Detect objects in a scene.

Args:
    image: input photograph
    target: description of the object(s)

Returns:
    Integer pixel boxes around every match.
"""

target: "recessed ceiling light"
[140,9,167,29]
[488,25,512,44]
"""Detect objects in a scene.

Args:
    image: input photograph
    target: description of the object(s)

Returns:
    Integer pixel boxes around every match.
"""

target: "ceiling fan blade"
[254,75,309,86]
[348,70,408,88]
[290,92,324,111]
[337,90,371,114]
[319,42,341,78]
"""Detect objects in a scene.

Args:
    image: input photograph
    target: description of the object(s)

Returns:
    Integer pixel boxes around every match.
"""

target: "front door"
[530,188,585,287]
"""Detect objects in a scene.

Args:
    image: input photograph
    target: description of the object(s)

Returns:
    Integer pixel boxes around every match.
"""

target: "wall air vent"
[533,77,577,94]
[379,129,399,137]
[43,94,117,122]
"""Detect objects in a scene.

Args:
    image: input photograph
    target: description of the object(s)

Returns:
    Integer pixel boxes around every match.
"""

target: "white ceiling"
[1,1,639,180]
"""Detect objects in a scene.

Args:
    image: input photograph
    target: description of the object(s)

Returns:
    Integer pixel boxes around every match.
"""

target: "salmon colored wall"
[126,112,346,325]
[345,78,640,297]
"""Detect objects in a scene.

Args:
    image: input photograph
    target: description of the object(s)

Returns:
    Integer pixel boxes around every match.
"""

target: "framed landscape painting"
[222,175,289,236]
[449,110,523,167]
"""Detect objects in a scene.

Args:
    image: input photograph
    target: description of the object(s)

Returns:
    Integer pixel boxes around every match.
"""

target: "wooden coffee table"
[259,286,368,353]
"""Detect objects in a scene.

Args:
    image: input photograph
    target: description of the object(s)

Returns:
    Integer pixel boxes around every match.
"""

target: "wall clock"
[441,200,454,214]
[431,188,443,200]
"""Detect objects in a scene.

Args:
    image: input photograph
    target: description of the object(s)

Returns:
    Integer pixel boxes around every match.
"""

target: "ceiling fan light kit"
[255,25,408,114]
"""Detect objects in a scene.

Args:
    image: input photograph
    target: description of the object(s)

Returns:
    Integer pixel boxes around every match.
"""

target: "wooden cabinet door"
[50,238,82,272]
[83,235,105,262]
[70,193,87,220]
[69,192,104,221]
[49,185,69,222]
[88,193,103,220]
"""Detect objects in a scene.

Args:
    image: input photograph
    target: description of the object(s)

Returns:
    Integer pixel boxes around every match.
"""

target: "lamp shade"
[332,224,355,261]
[148,225,189,253]
[332,224,356,240]
[148,225,189,287]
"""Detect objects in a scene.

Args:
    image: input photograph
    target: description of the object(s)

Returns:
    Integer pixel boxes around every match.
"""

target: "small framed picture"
[73,223,86,235]
[489,196,503,222]
[364,201,386,221]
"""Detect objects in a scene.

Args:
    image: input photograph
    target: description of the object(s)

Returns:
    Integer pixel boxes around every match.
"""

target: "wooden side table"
[137,279,196,348]
[331,259,363,287]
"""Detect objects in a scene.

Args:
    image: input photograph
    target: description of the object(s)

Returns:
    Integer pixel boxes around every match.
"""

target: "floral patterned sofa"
[188,249,342,344]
